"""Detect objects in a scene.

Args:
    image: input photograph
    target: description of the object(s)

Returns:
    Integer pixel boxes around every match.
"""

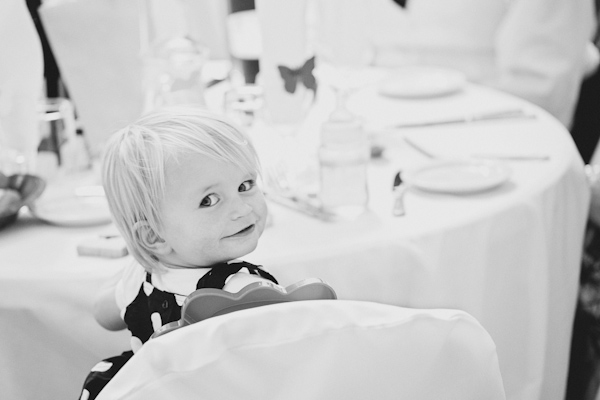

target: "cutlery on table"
[392,172,407,217]
[389,108,535,129]
[403,136,550,161]
[470,153,550,161]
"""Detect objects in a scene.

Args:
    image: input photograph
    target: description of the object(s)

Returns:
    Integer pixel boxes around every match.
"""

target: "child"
[80,106,278,400]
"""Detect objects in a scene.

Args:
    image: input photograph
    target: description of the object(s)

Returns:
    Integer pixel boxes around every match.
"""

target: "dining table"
[0,70,590,400]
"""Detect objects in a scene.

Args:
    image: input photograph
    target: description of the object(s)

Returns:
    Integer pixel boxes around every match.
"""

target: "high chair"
[96,300,505,400]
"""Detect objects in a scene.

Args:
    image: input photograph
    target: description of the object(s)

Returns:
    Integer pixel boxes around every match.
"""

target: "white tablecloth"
[0,83,589,400]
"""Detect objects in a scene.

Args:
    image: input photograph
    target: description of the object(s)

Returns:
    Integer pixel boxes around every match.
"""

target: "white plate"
[378,66,467,99]
[30,196,112,227]
[403,160,511,194]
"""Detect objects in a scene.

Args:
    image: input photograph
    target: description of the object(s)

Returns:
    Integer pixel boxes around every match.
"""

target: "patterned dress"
[79,261,277,400]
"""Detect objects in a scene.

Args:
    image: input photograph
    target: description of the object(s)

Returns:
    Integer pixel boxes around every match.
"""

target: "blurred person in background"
[364,0,596,130]
[364,2,600,398]
[570,0,600,164]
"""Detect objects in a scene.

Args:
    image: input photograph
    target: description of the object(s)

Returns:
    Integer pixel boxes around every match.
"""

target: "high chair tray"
[152,278,337,339]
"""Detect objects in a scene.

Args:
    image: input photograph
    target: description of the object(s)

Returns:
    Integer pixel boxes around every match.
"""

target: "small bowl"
[0,172,46,230]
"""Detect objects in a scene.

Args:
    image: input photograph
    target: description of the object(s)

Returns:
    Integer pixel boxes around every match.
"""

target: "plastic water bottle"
[318,115,369,219]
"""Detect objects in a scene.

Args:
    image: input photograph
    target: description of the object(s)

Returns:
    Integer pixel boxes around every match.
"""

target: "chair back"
[98,300,505,400]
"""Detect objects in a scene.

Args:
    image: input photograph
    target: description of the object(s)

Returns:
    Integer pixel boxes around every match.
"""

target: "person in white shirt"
[364,0,597,128]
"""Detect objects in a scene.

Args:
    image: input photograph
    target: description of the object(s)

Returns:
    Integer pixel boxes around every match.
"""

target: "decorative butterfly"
[277,56,318,95]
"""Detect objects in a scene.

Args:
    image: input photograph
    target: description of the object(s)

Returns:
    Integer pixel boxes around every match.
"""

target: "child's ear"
[133,221,172,255]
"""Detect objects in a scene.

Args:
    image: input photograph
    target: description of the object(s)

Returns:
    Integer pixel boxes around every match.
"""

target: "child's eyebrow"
[193,182,217,195]
[195,174,254,194]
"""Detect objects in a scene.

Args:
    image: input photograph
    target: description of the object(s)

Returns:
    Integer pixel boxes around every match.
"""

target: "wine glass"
[312,0,375,120]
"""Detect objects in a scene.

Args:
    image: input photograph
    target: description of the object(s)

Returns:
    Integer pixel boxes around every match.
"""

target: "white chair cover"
[38,0,229,158]
[97,300,505,400]
[38,0,143,159]
[0,0,44,173]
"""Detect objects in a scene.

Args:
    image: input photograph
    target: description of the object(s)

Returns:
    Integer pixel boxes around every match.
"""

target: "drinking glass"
[312,0,375,119]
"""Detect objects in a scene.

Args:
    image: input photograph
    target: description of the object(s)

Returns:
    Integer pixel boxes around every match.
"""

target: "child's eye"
[238,180,255,192]
[199,194,219,208]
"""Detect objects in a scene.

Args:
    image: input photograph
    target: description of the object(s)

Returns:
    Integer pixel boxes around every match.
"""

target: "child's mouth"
[227,224,255,238]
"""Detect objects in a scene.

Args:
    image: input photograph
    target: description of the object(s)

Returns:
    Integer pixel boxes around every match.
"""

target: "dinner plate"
[378,66,467,99]
[30,195,112,227]
[403,160,511,194]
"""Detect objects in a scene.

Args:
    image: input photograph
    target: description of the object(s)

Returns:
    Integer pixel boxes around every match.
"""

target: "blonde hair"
[101,105,260,272]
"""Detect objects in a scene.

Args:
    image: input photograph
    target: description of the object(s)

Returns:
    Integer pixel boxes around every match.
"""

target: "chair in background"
[0,0,44,174]
[97,300,505,400]
[38,0,229,159]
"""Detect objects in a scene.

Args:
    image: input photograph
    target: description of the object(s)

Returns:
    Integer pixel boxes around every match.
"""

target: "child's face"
[156,152,267,267]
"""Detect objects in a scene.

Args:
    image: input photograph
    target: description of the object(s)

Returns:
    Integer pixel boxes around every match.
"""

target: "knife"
[390,108,535,129]
[404,136,550,161]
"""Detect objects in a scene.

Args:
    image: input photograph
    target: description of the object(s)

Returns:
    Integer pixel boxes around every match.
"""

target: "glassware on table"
[137,0,211,112]
[312,0,375,119]
[223,85,264,128]
[310,0,374,220]
[318,115,370,220]
[37,97,91,176]
[141,36,210,113]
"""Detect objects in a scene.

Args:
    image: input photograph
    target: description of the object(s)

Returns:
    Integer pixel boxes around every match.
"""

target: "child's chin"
[242,239,260,255]
[228,239,259,259]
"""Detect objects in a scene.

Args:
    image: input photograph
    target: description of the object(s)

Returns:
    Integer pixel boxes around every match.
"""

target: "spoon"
[392,172,406,216]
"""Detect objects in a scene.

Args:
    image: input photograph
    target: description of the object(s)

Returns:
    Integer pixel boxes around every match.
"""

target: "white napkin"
[255,0,314,124]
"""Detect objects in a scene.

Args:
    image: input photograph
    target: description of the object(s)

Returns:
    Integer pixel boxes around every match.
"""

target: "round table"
[0,82,589,400]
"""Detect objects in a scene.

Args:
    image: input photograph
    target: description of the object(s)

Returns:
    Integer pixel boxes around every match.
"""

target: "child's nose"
[230,197,252,220]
